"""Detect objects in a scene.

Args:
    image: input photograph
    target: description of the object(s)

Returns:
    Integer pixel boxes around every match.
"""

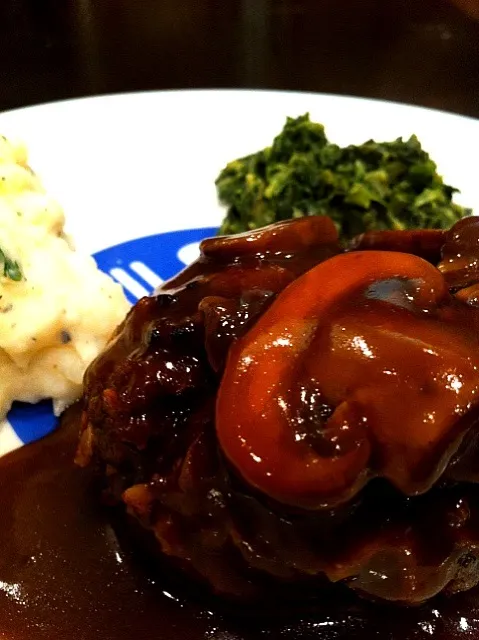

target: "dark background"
[1,0,479,116]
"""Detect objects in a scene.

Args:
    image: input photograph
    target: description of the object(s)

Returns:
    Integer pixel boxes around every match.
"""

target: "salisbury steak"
[78,215,479,604]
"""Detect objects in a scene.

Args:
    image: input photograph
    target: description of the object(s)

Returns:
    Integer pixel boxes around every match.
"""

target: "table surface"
[1,0,479,117]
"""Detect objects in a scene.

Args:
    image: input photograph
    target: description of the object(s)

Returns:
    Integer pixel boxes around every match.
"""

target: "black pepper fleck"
[60,330,72,344]
[0,304,13,313]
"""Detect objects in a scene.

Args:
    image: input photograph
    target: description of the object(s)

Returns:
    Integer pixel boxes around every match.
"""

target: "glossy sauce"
[0,395,478,640]
[3,218,479,637]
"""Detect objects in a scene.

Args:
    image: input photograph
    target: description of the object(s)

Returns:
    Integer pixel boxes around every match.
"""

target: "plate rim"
[0,88,478,127]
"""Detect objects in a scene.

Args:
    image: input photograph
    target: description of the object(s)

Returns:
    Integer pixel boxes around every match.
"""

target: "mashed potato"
[0,135,129,419]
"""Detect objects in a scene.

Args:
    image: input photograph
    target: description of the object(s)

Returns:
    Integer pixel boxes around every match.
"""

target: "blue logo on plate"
[7,226,218,445]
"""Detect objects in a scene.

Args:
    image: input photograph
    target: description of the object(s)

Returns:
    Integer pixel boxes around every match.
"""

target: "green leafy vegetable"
[0,247,22,281]
[216,114,469,238]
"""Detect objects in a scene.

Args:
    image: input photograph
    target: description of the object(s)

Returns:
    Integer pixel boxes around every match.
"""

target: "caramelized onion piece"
[439,216,479,290]
[217,251,479,509]
[200,215,338,260]
[350,228,445,263]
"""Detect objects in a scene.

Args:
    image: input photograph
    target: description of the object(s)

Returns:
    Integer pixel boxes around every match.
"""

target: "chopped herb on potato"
[0,247,22,281]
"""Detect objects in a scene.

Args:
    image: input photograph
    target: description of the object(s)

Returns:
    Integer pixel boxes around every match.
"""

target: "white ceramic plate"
[0,89,477,454]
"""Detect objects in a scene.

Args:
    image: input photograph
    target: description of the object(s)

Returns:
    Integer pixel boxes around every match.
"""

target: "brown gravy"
[0,407,479,640]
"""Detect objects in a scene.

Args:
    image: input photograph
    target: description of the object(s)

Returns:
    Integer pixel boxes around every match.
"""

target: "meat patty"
[78,214,479,604]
